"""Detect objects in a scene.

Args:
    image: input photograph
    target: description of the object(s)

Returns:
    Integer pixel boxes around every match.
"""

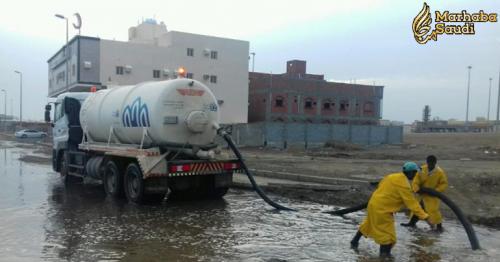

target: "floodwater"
[0,142,499,262]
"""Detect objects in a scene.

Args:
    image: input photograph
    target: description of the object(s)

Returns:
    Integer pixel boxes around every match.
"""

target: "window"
[304,98,313,109]
[54,103,63,121]
[186,72,193,79]
[275,96,284,107]
[56,71,65,84]
[72,64,76,76]
[210,75,217,83]
[340,101,349,111]
[153,69,161,78]
[187,48,194,57]
[116,66,124,75]
[210,50,218,59]
[323,99,333,110]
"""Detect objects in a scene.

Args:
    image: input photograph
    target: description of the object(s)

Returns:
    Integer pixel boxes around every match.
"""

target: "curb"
[249,168,370,186]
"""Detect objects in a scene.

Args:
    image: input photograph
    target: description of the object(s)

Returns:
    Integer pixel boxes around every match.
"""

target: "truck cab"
[47,93,90,175]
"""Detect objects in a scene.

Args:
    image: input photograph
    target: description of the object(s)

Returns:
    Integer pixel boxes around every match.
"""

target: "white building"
[47,19,249,124]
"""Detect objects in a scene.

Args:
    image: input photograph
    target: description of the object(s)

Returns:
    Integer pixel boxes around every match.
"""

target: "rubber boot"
[350,231,362,250]
[436,223,443,232]
[379,244,393,257]
[400,215,418,227]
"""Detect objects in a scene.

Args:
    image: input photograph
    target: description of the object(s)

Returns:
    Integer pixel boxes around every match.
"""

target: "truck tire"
[124,162,145,203]
[103,160,124,198]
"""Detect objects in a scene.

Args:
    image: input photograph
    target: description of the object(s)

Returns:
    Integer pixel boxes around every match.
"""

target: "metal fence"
[227,122,403,148]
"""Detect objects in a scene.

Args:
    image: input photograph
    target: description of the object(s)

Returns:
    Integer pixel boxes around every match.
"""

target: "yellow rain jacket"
[412,164,448,224]
[359,172,428,245]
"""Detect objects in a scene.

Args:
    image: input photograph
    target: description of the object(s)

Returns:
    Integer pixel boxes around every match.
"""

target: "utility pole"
[14,71,22,123]
[465,66,472,126]
[55,14,69,91]
[497,70,500,122]
[487,77,492,121]
[0,89,6,118]
[250,52,256,72]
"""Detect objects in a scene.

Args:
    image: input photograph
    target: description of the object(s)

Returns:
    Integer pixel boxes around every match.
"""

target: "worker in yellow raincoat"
[401,155,448,231]
[350,162,433,257]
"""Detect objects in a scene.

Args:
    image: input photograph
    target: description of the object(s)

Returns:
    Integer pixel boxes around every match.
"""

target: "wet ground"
[1,142,500,261]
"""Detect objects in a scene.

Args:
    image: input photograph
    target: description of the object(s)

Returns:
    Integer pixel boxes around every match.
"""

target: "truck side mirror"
[44,104,51,123]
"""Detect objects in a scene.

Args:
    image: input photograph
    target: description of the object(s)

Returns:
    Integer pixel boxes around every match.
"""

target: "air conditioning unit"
[203,74,210,80]
[163,69,170,76]
[203,48,211,56]
[124,65,133,73]
[83,61,92,69]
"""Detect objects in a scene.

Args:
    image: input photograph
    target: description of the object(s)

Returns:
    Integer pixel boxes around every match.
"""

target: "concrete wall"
[229,122,403,147]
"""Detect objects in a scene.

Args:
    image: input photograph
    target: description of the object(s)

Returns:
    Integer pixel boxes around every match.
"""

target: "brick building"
[249,60,383,125]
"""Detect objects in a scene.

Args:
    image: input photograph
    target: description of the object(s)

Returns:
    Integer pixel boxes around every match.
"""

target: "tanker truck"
[45,78,241,203]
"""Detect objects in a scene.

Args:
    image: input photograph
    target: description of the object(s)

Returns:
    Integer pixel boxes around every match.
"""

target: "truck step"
[68,164,85,169]
[68,151,87,156]
[68,172,84,177]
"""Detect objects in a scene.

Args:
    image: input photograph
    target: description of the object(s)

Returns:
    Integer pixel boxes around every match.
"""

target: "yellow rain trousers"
[412,165,448,224]
[359,172,428,245]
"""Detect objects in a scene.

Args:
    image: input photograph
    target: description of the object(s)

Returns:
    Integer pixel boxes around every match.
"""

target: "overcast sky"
[0,0,499,123]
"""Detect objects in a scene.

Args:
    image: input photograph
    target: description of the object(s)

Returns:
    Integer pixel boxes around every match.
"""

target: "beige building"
[48,19,249,124]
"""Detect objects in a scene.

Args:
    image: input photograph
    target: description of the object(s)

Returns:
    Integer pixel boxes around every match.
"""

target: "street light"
[465,66,472,126]
[250,52,256,72]
[14,71,22,123]
[487,77,492,121]
[497,70,500,122]
[55,13,69,91]
[0,89,6,118]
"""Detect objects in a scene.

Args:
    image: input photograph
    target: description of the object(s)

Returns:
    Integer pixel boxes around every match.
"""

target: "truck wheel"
[103,160,124,197]
[124,163,145,203]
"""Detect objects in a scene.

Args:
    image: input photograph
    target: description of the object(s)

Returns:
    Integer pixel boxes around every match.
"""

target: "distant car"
[15,129,47,138]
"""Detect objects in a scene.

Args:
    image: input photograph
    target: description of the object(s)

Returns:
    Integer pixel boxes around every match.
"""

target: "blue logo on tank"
[122,97,151,127]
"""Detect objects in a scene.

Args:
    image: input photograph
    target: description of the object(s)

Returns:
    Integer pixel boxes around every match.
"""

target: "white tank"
[80,79,220,147]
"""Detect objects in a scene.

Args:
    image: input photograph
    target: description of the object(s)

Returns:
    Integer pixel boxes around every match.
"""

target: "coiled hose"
[218,129,296,211]
[325,186,480,250]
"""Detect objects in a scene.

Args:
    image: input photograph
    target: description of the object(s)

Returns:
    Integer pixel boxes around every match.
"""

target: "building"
[248,60,383,125]
[414,119,496,133]
[47,19,249,124]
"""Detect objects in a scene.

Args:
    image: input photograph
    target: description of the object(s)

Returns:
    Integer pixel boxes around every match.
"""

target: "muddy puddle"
[0,145,499,261]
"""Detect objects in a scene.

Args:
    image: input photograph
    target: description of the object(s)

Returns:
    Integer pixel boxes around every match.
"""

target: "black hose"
[324,202,368,216]
[324,186,481,250]
[418,187,481,250]
[219,130,296,211]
